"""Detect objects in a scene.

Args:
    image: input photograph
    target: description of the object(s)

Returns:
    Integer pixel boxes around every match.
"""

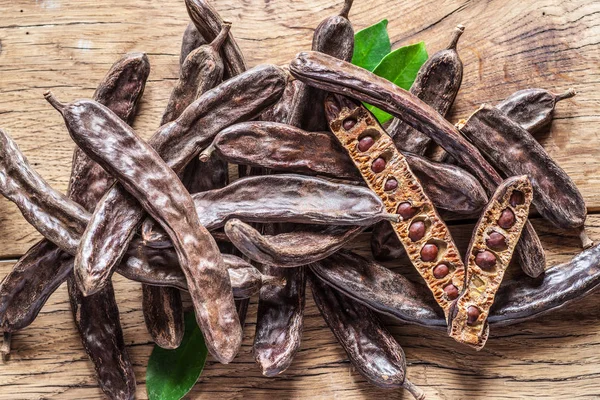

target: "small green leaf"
[146,312,208,400]
[351,19,391,72]
[366,42,429,123]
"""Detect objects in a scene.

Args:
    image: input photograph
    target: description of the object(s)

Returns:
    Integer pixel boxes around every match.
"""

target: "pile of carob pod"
[0,0,595,398]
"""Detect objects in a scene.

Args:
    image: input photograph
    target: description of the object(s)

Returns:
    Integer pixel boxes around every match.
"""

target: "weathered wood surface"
[0,0,599,398]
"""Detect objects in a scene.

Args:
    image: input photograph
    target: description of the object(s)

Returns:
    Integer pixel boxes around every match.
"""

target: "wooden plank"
[0,0,599,398]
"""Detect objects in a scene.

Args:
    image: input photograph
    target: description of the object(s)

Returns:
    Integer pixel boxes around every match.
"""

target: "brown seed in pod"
[448,175,533,349]
[324,92,465,319]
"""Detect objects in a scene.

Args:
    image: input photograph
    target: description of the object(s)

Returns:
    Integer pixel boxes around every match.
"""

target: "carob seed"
[371,157,386,173]
[486,231,507,251]
[420,243,438,262]
[343,117,357,130]
[444,284,459,300]
[467,306,480,325]
[475,250,497,270]
[384,178,398,191]
[396,202,417,220]
[433,264,450,279]
[408,221,426,242]
[498,208,516,229]
[509,190,525,207]
[357,136,375,152]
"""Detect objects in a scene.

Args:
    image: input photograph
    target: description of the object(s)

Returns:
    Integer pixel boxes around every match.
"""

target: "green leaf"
[351,19,391,72]
[366,42,429,123]
[146,312,208,400]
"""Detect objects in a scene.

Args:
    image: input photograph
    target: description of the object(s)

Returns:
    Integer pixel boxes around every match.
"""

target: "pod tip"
[403,378,426,400]
[43,91,66,113]
[448,24,465,50]
[199,144,215,162]
[339,0,354,19]
[579,228,593,249]
[556,88,577,101]
[1,332,12,363]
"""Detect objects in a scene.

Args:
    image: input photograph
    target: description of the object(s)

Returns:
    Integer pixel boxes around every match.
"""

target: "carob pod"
[71,65,287,296]
[224,218,362,267]
[324,93,465,319]
[288,0,354,131]
[45,93,242,364]
[312,244,600,329]
[289,51,546,278]
[184,0,246,79]
[448,175,533,349]
[143,22,232,351]
[495,88,576,134]
[457,104,591,248]
[142,174,397,246]
[180,22,207,67]
[388,25,464,157]
[309,274,425,399]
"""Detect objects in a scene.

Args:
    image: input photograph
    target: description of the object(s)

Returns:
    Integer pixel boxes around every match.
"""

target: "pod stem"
[43,91,66,114]
[211,21,232,52]
[262,275,287,288]
[555,88,576,102]
[199,143,216,162]
[1,332,12,362]
[447,24,465,50]
[578,227,594,249]
[384,213,401,223]
[403,378,426,400]
[339,0,354,19]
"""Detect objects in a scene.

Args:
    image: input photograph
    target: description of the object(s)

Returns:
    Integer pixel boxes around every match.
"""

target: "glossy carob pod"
[448,175,533,349]
[309,273,425,399]
[143,22,232,351]
[289,50,546,278]
[224,218,362,267]
[71,65,287,296]
[495,88,576,134]
[324,93,465,319]
[184,0,246,79]
[388,25,464,157]
[458,104,591,248]
[45,93,241,364]
[311,244,600,329]
[288,0,354,131]
[142,173,397,246]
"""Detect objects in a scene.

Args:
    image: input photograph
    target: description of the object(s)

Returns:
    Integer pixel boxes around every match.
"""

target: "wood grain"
[0,0,599,398]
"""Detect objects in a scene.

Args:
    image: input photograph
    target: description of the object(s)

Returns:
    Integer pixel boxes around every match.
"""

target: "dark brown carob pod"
[142,286,184,350]
[388,25,464,156]
[224,218,362,267]
[448,176,533,349]
[71,65,287,296]
[45,93,242,364]
[290,51,546,278]
[324,93,465,319]
[184,0,246,79]
[309,274,425,399]
[180,22,207,66]
[288,0,354,131]
[496,88,576,134]
[312,244,600,329]
[458,104,591,248]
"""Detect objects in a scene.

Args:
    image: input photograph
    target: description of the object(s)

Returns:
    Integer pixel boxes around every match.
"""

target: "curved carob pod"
[448,176,533,349]
[388,25,464,158]
[224,218,362,267]
[495,88,576,134]
[309,274,425,399]
[184,0,246,79]
[289,51,546,278]
[143,21,232,351]
[324,93,465,319]
[70,65,287,296]
[142,174,397,246]
[288,0,354,131]
[45,93,242,364]
[457,104,591,248]
[180,22,207,67]
[312,244,600,329]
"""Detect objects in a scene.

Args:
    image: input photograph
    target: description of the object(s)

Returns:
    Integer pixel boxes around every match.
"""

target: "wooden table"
[1,0,599,398]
